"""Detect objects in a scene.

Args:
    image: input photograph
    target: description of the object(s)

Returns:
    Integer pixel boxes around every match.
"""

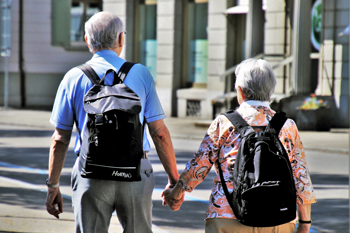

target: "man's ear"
[84,35,89,48]
[118,32,124,47]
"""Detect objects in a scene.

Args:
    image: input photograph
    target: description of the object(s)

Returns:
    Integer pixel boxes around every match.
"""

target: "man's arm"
[297,204,312,233]
[45,128,72,219]
[148,119,179,186]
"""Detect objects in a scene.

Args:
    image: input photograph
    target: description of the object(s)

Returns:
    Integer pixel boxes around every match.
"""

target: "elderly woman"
[162,58,316,233]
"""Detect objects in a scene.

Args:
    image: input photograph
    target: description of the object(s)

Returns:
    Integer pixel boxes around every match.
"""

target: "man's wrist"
[168,175,180,185]
[46,178,59,189]
[167,183,176,188]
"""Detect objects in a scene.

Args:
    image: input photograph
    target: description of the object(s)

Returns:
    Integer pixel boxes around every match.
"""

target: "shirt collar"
[93,50,119,58]
[240,100,271,109]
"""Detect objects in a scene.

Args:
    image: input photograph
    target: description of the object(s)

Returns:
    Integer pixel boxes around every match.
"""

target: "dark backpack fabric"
[217,110,297,227]
[76,62,144,182]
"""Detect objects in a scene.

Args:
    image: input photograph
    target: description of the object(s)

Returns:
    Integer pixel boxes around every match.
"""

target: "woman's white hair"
[234,58,276,101]
[85,11,124,53]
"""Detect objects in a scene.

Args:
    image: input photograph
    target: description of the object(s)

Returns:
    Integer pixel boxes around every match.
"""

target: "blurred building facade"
[0,0,349,127]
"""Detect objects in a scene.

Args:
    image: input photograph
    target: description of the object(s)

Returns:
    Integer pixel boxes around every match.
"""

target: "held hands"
[161,182,185,211]
[45,187,63,219]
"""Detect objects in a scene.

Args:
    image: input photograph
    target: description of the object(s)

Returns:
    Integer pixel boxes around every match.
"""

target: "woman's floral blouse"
[179,100,317,220]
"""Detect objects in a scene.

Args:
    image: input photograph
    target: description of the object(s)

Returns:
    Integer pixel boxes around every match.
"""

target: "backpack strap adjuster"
[95,114,104,126]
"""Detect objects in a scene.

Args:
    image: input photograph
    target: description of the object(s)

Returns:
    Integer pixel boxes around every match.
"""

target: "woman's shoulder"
[207,114,238,137]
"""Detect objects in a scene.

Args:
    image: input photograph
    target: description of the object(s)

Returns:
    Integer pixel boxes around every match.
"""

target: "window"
[187,1,208,86]
[186,100,201,117]
[71,1,101,43]
[51,0,102,50]
[139,1,157,80]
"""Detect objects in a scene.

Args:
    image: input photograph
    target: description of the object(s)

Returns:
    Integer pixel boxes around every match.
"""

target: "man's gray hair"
[85,11,124,53]
[234,58,276,101]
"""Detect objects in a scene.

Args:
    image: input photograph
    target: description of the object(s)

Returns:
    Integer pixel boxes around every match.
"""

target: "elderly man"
[45,11,179,233]
[163,58,316,233]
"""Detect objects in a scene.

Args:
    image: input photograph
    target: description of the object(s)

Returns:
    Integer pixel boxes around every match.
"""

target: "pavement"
[0,108,348,233]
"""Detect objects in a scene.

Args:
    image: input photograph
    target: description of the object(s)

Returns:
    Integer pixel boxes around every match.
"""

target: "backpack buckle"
[93,135,98,147]
[95,114,104,126]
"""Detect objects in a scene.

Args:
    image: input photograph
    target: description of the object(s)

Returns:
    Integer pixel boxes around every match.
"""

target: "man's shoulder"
[128,63,150,75]
[65,66,85,79]
[59,66,87,88]
[125,63,153,86]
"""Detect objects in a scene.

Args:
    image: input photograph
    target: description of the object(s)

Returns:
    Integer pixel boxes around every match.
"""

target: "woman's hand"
[161,182,185,211]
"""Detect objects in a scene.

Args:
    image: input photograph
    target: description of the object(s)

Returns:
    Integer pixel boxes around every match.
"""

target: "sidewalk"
[0,108,348,233]
[165,117,349,155]
[0,108,348,154]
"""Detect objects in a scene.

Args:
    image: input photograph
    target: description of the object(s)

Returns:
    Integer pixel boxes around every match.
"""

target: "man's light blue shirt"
[50,50,166,154]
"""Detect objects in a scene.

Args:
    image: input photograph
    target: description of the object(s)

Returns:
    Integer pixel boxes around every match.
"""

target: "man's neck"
[93,48,120,56]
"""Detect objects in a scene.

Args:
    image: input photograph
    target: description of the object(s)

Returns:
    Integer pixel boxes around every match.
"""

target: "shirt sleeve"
[179,116,225,192]
[280,119,317,205]
[142,68,165,123]
[124,64,165,124]
[50,69,79,130]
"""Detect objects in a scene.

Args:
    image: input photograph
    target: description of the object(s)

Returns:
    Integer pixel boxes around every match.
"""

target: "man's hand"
[161,188,185,211]
[162,183,176,206]
[46,187,63,219]
[46,128,71,219]
[161,181,185,211]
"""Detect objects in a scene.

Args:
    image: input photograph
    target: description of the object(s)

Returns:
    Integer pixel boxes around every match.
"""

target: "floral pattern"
[179,101,317,220]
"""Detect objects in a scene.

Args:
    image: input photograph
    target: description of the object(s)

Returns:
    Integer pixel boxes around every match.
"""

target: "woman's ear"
[237,86,245,105]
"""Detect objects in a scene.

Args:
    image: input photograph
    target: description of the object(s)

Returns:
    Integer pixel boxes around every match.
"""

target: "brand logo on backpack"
[251,180,280,188]
[217,110,297,227]
[112,170,132,178]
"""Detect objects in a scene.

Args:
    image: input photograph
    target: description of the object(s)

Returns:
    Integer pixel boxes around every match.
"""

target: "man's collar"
[93,49,119,57]
[240,100,271,108]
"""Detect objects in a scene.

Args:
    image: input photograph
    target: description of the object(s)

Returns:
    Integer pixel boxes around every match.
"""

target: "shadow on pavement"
[0,186,74,213]
[0,147,76,172]
[310,173,348,185]
[309,173,349,232]
[311,199,349,232]
[0,130,53,138]
[152,199,207,230]
[0,232,25,233]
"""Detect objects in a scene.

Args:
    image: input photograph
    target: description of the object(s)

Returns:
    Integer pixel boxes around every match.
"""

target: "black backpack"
[76,62,144,182]
[217,110,297,227]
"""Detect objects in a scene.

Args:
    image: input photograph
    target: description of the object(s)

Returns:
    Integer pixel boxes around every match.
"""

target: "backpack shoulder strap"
[115,62,136,84]
[265,111,288,135]
[77,63,100,85]
[216,160,235,211]
[222,110,253,136]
